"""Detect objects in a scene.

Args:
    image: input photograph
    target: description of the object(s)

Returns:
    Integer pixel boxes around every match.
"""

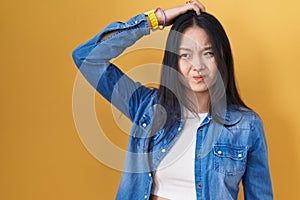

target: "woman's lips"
[193,75,205,82]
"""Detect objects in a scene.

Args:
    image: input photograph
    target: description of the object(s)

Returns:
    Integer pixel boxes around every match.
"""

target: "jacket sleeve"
[72,14,153,121]
[242,114,273,200]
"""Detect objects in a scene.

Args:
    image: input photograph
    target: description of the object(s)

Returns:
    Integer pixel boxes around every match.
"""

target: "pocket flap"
[214,145,247,160]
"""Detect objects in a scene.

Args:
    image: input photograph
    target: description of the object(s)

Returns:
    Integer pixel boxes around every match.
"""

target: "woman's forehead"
[179,26,211,50]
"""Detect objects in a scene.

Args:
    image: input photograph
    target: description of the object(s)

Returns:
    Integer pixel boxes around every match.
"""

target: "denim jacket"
[72,14,273,200]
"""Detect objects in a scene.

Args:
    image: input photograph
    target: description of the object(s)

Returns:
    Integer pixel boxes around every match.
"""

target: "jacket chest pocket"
[213,145,247,176]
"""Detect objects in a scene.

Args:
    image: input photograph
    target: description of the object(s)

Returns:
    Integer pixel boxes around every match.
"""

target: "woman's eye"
[180,53,191,59]
[204,51,214,57]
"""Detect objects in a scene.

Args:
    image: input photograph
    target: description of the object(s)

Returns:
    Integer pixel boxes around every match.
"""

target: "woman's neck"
[195,92,210,113]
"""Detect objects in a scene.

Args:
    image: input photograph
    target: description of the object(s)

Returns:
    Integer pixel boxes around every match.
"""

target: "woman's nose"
[191,57,205,71]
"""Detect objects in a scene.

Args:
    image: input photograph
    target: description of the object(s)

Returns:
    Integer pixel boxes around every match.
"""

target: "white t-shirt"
[151,109,207,200]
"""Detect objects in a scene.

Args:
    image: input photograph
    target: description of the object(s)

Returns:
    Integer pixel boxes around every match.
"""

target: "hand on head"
[156,0,206,27]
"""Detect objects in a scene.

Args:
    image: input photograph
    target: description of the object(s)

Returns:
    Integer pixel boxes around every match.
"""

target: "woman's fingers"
[195,0,206,12]
[186,0,206,15]
[158,1,206,26]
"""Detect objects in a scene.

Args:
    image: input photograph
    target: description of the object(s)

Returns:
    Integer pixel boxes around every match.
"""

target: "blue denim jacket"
[72,14,273,200]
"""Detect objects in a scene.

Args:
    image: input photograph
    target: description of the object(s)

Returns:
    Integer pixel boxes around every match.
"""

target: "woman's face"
[178,26,218,95]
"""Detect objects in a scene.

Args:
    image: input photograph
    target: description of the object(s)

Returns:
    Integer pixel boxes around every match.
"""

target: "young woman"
[72,1,273,199]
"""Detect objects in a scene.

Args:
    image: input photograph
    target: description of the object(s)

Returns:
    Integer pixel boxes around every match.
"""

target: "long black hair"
[150,11,249,144]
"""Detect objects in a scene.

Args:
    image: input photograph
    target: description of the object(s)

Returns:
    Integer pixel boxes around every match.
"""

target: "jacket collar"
[223,105,244,126]
[177,104,244,126]
[224,109,242,126]
[205,105,244,126]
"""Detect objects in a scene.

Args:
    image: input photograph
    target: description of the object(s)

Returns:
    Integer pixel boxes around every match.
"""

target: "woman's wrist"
[145,10,158,30]
[155,8,166,29]
[145,8,166,30]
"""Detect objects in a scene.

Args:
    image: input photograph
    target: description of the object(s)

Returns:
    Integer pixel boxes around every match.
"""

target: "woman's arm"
[99,0,206,40]
[72,14,152,120]
[242,115,273,199]
[72,1,205,120]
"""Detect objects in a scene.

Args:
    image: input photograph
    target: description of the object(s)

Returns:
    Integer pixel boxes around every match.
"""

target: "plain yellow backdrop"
[1,0,300,199]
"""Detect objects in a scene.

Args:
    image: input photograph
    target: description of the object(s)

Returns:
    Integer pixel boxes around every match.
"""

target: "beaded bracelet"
[145,10,159,30]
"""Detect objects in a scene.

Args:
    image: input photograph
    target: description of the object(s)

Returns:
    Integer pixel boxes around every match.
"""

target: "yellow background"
[1,0,300,199]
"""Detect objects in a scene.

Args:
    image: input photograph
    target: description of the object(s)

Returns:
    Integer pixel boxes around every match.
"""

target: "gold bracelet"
[145,10,159,30]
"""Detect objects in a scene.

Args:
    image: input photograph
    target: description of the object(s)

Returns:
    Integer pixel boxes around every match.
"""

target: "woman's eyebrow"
[203,46,212,50]
[179,46,212,52]
[178,47,192,51]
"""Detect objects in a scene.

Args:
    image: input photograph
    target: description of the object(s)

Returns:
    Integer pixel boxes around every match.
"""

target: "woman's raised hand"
[156,0,206,27]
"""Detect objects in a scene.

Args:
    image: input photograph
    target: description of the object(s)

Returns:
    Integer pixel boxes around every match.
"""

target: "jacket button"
[142,123,147,128]
[197,154,201,158]
[144,195,148,199]
[178,127,182,131]
[161,148,166,153]
[197,184,202,188]
[238,153,242,158]
[148,173,152,177]
[217,150,222,155]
